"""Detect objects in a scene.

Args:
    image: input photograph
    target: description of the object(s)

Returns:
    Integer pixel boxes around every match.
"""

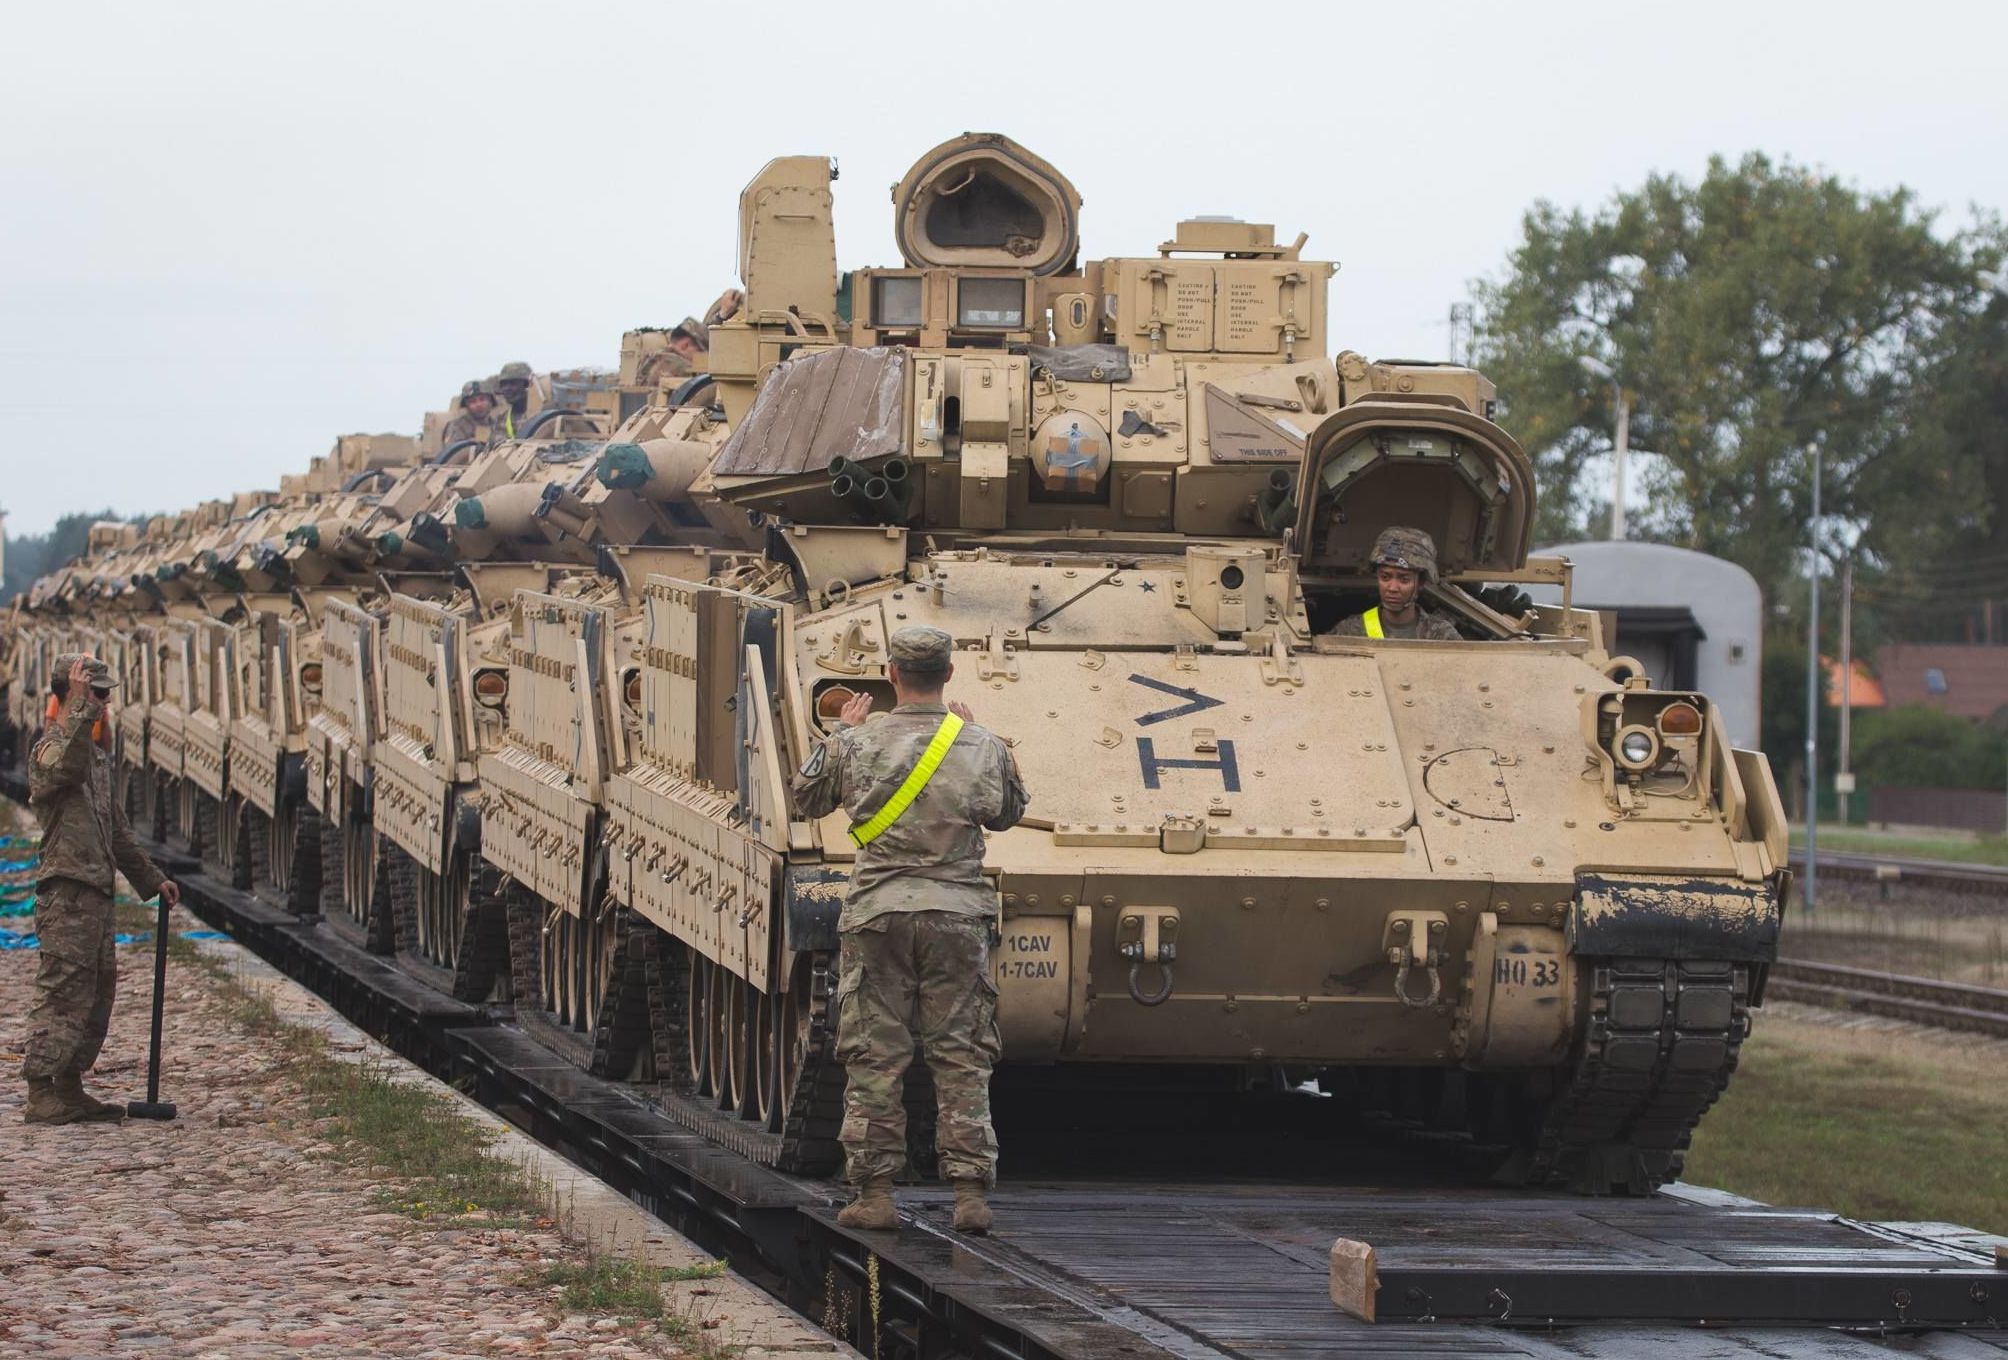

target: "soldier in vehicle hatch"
[791,626,1029,1236]
[494,361,535,438]
[440,381,507,451]
[1331,526,1462,640]
[25,655,180,1125]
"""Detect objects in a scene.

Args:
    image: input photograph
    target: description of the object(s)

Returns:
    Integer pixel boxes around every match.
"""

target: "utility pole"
[1836,557,1854,826]
[1576,356,1631,538]
[1803,446,1823,912]
[1448,303,1474,365]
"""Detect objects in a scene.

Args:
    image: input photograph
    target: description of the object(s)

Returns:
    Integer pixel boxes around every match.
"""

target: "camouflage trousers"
[835,911,1001,1187]
[23,879,119,1081]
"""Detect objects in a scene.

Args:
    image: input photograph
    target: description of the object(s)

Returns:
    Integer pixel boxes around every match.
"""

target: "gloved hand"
[1474,584,1534,617]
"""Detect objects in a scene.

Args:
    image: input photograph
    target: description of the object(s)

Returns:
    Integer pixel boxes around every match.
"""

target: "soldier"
[440,381,506,451]
[667,317,709,370]
[24,654,180,1125]
[495,361,535,438]
[792,626,1028,1235]
[1331,527,1462,640]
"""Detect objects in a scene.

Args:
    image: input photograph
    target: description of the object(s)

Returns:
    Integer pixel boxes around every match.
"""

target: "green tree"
[1852,704,2008,790]
[1473,155,2004,605]
[2,511,115,605]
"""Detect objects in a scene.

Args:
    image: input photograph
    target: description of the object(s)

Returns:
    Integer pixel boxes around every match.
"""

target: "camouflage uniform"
[441,380,508,448]
[27,655,167,1087]
[1332,525,1463,641]
[792,630,1029,1192]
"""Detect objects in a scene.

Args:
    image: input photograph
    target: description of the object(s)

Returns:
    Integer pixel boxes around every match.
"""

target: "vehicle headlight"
[299,663,323,695]
[1615,725,1660,771]
[474,669,509,710]
[1657,701,1703,736]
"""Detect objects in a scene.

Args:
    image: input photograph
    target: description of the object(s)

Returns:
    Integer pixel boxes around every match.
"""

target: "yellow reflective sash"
[1363,607,1384,639]
[848,713,964,847]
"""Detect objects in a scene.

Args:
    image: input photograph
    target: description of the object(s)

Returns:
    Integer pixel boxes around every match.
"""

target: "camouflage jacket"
[440,411,508,449]
[1330,607,1461,641]
[792,702,1029,931]
[29,705,167,900]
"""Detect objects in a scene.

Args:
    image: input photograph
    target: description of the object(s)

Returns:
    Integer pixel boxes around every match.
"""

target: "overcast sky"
[4,0,2005,535]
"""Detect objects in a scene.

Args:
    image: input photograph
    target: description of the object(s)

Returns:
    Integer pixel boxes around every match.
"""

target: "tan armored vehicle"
[14,135,1787,1197]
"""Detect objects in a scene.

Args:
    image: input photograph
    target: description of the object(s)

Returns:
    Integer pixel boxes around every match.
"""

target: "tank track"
[286,804,323,917]
[775,953,847,1176]
[247,807,273,895]
[447,855,509,1004]
[641,927,690,1092]
[1523,957,1752,1194]
[587,905,654,1079]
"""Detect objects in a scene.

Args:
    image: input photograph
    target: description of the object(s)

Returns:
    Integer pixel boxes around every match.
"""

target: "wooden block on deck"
[1329,1237,1380,1322]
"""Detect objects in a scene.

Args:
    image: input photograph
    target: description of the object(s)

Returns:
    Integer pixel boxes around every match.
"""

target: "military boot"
[836,1177,898,1231]
[951,1181,993,1236]
[23,1076,115,1126]
[55,1072,126,1123]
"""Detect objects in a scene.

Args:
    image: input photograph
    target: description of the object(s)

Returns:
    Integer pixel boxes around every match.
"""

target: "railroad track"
[1769,957,2008,1039]
[1789,846,2008,894]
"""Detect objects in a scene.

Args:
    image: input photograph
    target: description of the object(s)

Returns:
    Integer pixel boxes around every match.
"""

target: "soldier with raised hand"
[792,625,1029,1235]
[24,654,180,1125]
[1331,526,1463,640]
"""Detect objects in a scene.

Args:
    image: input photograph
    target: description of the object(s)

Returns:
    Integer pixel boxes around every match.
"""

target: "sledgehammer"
[127,891,177,1121]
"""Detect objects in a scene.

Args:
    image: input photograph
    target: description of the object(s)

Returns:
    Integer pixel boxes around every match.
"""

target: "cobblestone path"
[0,884,690,1357]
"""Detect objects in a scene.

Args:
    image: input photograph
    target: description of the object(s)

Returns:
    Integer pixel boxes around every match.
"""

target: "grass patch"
[1684,1014,2008,1234]
[537,1255,729,1338]
[187,950,546,1225]
[1793,826,2008,867]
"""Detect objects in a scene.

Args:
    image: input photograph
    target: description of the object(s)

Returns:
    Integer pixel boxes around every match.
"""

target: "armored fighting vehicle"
[16,134,1789,1195]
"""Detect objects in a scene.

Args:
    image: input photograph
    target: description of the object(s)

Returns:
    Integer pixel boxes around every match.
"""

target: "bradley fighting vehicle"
[13,134,1789,1195]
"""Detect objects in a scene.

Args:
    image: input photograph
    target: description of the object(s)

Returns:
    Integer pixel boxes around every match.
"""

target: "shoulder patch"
[798,743,829,779]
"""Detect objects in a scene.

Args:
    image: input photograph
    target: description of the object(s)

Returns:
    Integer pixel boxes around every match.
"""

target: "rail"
[1768,957,2008,1040]
[1788,846,2008,894]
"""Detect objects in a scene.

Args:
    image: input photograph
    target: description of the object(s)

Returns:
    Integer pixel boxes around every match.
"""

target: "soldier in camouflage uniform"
[495,360,535,438]
[440,381,508,451]
[792,626,1029,1235]
[1330,526,1462,640]
[24,655,179,1125]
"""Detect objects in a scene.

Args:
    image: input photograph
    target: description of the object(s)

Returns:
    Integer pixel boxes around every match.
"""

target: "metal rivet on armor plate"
[1315,898,1330,911]
[1297,1001,1309,1014]
[1564,819,1577,829]
[1116,824,1129,832]
[1224,999,1238,1013]
[992,682,1002,689]
[1241,897,1256,910]
[1047,711,1058,718]
[1478,683,1490,692]
[1574,684,1586,693]
[1025,895,1040,907]
[1532,856,1545,866]
[1242,715,1253,723]
[1101,896,1116,907]
[1354,826,1366,836]
[1087,823,1100,832]
[1482,701,1493,709]
[1599,822,1616,831]
[1297,742,1308,750]
[1454,901,1468,913]
[1003,894,1018,906]
[1060,894,1076,907]
[1423,742,1436,751]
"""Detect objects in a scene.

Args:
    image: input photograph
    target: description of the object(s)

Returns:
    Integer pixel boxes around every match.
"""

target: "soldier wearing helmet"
[494,361,536,437]
[440,380,508,452]
[1331,527,1462,640]
[25,654,180,1124]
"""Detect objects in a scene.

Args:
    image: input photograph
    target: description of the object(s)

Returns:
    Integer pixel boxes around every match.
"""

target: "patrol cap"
[1369,526,1438,582]
[51,652,116,696]
[887,626,954,675]
[497,361,533,383]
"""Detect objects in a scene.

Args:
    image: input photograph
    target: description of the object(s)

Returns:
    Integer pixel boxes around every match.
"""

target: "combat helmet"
[1368,526,1438,582]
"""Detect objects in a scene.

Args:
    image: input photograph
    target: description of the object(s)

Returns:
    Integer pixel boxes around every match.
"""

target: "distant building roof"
[1825,657,1885,708]
[1873,643,2008,721]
